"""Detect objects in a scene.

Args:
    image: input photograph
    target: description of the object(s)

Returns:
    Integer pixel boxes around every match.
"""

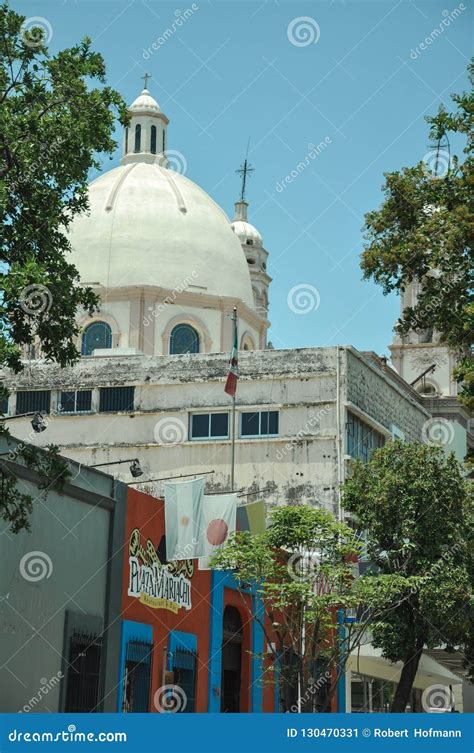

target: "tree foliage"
[1,2,128,371]
[343,441,473,711]
[361,60,473,410]
[211,505,373,712]
[0,3,128,531]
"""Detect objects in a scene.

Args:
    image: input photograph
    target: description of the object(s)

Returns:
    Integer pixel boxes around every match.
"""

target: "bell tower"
[389,278,457,397]
[230,150,271,325]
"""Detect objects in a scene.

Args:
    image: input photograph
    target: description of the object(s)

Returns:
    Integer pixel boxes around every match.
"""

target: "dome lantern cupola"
[121,75,169,167]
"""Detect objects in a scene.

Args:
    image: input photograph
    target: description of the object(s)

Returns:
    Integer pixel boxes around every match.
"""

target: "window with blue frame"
[346,411,385,463]
[240,410,279,438]
[190,412,229,440]
[60,390,92,414]
[81,322,112,356]
[169,324,199,355]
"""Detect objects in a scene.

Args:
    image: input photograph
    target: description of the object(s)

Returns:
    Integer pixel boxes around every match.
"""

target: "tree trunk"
[390,634,426,712]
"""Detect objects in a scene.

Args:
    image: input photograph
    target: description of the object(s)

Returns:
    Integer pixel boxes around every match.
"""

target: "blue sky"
[19,0,472,355]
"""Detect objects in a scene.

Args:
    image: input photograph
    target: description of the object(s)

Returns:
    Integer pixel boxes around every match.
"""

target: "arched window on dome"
[134,124,141,153]
[82,322,112,356]
[125,127,129,155]
[150,125,157,154]
[169,324,200,355]
[162,130,166,153]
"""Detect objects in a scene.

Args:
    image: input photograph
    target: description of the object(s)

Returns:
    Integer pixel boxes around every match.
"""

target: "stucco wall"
[345,349,429,442]
[0,475,111,712]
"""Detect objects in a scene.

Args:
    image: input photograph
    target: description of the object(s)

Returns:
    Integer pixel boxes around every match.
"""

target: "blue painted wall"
[208,571,266,713]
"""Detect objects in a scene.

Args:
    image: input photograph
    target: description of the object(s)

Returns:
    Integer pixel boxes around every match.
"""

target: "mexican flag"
[224,312,238,397]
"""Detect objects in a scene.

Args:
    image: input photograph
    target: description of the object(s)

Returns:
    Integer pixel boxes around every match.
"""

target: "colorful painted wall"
[119,487,277,713]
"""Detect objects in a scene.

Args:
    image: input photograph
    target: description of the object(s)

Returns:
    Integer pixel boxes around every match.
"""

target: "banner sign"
[127,528,193,613]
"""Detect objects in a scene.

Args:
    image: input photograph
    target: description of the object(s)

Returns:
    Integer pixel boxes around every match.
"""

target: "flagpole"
[231,393,236,491]
[230,307,237,491]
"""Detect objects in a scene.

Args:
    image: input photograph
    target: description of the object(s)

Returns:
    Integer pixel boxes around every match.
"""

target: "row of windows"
[13,387,134,415]
[124,124,166,155]
[81,322,200,356]
[80,322,256,357]
[190,411,279,440]
[8,390,280,440]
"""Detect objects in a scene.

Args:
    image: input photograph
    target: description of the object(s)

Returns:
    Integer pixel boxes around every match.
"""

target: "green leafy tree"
[361,60,473,410]
[212,505,377,712]
[0,3,128,530]
[343,441,473,712]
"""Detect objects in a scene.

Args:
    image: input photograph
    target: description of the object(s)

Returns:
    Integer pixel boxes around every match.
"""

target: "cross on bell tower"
[141,72,151,90]
[236,139,255,202]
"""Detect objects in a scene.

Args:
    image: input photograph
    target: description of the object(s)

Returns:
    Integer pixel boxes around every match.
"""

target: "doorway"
[220,606,243,712]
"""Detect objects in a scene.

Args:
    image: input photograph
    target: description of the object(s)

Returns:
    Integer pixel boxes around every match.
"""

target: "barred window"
[64,631,102,713]
[171,648,197,713]
[122,639,153,713]
[16,390,51,415]
[99,386,134,413]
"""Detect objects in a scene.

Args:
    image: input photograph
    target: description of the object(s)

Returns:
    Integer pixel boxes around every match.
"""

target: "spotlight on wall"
[90,457,144,478]
[31,413,47,433]
[129,459,143,478]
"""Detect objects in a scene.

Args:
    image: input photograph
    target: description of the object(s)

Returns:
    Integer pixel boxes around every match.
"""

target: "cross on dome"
[141,72,151,90]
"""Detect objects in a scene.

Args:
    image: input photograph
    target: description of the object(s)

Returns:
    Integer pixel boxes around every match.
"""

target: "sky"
[18,0,472,356]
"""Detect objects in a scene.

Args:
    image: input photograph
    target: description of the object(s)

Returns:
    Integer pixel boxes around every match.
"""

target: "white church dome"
[67,88,254,308]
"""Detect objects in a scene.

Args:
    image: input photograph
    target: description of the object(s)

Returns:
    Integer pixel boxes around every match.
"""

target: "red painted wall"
[122,487,212,712]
